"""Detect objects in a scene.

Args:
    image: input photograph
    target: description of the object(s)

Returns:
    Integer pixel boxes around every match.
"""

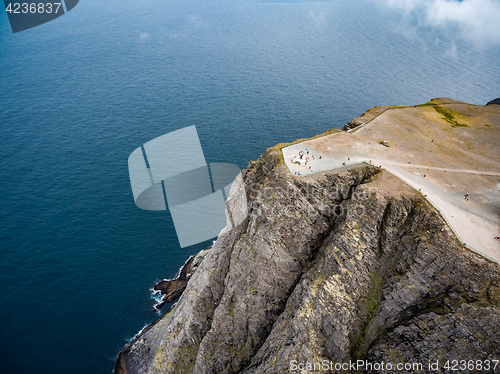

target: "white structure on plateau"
[292,155,307,165]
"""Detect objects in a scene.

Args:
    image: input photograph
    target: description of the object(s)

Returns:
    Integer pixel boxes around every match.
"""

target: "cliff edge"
[116,99,500,374]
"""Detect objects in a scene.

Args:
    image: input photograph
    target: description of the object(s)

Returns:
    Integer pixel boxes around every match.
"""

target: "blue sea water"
[0,0,499,373]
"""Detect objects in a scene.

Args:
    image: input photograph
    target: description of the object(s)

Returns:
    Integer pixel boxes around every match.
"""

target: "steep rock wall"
[116,145,500,374]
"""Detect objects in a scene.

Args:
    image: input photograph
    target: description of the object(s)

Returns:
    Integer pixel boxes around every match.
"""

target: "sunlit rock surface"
[116,100,500,374]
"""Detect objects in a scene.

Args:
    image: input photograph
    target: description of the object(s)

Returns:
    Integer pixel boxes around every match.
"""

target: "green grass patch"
[416,99,461,107]
[366,272,383,322]
[416,99,441,107]
[433,105,469,127]
[350,271,383,360]
[275,128,341,151]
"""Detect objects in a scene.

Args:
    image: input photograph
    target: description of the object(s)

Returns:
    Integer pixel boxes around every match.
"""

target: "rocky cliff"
[116,119,500,374]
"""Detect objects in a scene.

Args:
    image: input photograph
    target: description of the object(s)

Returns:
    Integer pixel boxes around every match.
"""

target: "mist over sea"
[0,0,499,372]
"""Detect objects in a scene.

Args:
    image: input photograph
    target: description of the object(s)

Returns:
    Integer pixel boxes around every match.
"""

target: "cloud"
[378,0,500,45]
[140,33,151,40]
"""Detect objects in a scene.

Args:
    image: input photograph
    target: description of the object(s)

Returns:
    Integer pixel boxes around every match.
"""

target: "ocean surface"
[0,0,499,372]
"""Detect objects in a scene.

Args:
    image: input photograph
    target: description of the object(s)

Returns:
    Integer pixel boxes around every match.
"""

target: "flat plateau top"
[283,99,500,263]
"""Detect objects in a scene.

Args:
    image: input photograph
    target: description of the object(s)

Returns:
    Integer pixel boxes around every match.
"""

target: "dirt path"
[383,161,500,176]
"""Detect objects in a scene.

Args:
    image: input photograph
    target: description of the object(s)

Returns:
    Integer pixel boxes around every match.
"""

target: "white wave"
[125,323,150,343]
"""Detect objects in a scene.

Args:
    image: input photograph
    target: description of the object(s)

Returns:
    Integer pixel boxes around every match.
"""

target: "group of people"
[293,149,318,173]
[342,157,351,166]
[294,153,355,172]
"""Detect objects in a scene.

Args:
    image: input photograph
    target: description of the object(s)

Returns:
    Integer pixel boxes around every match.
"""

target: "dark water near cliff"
[0,0,498,373]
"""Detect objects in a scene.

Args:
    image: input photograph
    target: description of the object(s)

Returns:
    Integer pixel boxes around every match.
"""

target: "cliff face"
[116,143,500,374]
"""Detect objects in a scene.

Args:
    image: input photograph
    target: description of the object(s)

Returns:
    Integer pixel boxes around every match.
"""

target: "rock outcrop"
[116,116,500,374]
[152,249,211,310]
[342,106,389,131]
